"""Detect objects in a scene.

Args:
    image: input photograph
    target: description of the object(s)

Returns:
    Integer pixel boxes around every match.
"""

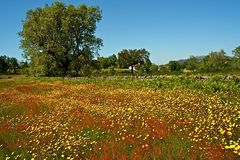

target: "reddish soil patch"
[204,144,237,160]
[69,107,98,130]
[69,106,113,131]
[92,141,128,160]
[0,92,19,101]
[0,124,27,133]
[131,145,150,160]
[15,85,33,93]
[146,117,171,139]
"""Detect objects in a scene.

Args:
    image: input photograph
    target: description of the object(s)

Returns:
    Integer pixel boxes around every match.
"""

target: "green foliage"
[153,135,193,160]
[232,45,240,58]
[161,49,239,74]
[20,2,102,77]
[79,128,111,141]
[6,57,19,74]
[118,49,151,75]
[0,56,20,74]
[124,145,134,155]
[137,58,152,75]
[60,75,240,95]
[0,103,27,118]
[202,50,229,72]
[184,56,199,70]
[18,61,29,75]
[0,56,8,73]
[168,61,182,72]
[98,54,118,69]
[150,64,159,73]
[158,65,170,74]
[28,53,56,76]
[0,129,31,159]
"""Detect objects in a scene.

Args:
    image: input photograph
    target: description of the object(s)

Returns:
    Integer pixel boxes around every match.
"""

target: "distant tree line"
[165,48,240,74]
[2,46,240,76]
[96,49,152,76]
[0,55,19,74]
[95,46,240,76]
[0,55,28,74]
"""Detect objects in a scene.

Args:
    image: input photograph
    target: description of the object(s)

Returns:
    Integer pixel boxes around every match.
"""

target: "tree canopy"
[184,56,199,70]
[202,50,229,71]
[0,56,8,73]
[97,54,118,69]
[118,49,150,75]
[168,61,182,72]
[0,55,19,74]
[233,45,240,58]
[19,2,102,76]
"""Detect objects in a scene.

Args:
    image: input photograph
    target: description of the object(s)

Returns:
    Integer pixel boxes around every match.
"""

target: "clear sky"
[0,0,240,64]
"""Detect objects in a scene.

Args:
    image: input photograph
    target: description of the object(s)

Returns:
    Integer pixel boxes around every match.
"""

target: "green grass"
[151,135,199,160]
[0,129,29,157]
[2,74,240,94]
[0,103,27,118]
[79,127,111,142]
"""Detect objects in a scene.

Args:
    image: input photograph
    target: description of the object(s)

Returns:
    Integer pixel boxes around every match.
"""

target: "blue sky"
[0,0,240,64]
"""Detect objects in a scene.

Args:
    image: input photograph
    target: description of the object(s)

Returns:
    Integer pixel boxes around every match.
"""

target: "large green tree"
[20,2,102,76]
[118,49,150,76]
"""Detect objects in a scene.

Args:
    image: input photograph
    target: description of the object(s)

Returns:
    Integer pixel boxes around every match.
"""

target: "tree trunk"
[62,56,69,78]
[131,65,134,76]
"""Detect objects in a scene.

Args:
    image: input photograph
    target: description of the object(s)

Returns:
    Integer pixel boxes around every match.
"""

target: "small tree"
[118,49,150,76]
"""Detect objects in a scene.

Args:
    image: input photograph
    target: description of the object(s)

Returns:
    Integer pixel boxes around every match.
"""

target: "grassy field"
[0,75,239,159]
